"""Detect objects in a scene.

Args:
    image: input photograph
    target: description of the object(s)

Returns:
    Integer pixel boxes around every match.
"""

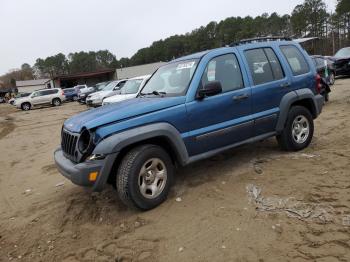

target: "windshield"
[120,79,143,94]
[103,81,119,91]
[95,82,108,91]
[335,47,350,58]
[140,59,199,96]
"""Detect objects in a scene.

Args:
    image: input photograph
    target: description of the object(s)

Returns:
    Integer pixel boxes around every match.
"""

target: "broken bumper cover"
[54,148,118,191]
[314,94,324,115]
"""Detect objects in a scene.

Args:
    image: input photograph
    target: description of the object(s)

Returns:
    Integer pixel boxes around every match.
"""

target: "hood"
[88,90,108,97]
[104,94,136,103]
[63,96,185,133]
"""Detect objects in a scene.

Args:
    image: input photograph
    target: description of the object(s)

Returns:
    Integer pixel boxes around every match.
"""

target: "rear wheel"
[52,98,61,106]
[73,96,78,101]
[21,102,31,111]
[277,106,314,151]
[116,144,174,210]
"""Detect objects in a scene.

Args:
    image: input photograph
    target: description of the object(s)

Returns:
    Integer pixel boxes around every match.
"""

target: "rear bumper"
[314,94,324,116]
[54,148,118,191]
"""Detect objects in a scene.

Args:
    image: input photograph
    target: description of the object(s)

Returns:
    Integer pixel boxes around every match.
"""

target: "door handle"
[280,82,291,88]
[233,94,249,101]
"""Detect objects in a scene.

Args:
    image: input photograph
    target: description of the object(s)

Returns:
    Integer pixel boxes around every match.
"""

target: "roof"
[53,69,115,80]
[16,79,50,87]
[293,37,319,43]
[172,50,210,62]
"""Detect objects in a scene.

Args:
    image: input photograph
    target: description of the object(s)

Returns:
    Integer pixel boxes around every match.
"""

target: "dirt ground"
[0,79,349,262]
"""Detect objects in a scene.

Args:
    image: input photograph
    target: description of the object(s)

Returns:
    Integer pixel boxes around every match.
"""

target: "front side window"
[201,54,244,92]
[280,45,310,76]
[39,90,50,96]
[141,59,199,96]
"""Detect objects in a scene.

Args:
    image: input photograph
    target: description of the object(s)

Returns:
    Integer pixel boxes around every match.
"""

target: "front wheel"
[116,144,174,210]
[277,106,314,151]
[21,102,31,111]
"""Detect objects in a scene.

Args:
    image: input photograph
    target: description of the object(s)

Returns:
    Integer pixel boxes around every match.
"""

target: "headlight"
[78,129,93,154]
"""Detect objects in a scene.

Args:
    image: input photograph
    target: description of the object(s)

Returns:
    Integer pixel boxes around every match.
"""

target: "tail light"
[315,74,321,94]
[62,90,65,96]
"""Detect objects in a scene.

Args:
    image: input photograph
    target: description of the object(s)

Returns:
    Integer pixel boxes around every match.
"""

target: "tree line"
[1,0,349,87]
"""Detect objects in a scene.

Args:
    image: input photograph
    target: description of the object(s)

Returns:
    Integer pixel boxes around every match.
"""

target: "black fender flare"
[276,89,321,132]
[93,122,189,166]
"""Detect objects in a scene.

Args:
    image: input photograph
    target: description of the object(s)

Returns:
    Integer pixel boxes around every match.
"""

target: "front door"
[186,53,253,156]
[30,91,45,105]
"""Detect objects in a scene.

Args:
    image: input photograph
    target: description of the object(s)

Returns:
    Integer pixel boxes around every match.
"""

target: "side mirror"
[197,81,222,99]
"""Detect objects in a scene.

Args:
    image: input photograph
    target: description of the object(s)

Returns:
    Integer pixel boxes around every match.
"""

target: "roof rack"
[230,36,292,47]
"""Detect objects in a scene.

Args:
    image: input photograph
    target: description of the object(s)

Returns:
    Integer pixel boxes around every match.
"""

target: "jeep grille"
[61,129,78,162]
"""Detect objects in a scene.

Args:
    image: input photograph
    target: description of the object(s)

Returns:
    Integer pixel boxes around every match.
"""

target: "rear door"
[242,47,291,135]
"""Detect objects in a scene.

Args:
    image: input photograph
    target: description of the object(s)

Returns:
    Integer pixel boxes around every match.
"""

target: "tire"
[21,102,31,111]
[276,106,314,151]
[116,144,174,210]
[329,72,335,85]
[52,98,61,106]
[73,96,78,101]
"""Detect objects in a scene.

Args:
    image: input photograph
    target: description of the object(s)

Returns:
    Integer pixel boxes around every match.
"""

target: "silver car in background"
[15,88,66,111]
[85,79,127,107]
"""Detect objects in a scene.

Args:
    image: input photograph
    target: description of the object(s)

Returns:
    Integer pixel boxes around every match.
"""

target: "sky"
[0,0,337,75]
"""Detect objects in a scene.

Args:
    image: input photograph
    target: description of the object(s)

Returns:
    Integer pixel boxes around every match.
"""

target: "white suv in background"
[16,88,66,111]
[102,75,151,105]
[85,79,127,107]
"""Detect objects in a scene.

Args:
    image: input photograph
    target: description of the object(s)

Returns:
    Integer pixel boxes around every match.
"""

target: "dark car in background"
[330,47,350,76]
[77,81,110,104]
[63,87,79,101]
[311,55,336,85]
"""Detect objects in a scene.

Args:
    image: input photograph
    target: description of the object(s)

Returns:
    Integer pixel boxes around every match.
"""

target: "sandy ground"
[0,79,349,262]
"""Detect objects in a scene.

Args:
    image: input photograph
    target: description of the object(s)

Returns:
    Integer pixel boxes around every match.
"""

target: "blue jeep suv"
[54,38,324,210]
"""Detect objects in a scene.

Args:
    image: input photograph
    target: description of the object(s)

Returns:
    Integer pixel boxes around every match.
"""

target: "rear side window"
[280,45,309,75]
[39,90,50,96]
[201,54,244,92]
[244,48,284,85]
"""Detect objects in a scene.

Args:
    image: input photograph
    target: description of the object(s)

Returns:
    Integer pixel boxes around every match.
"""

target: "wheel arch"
[92,123,189,187]
[276,89,318,132]
[21,101,32,108]
[52,97,61,104]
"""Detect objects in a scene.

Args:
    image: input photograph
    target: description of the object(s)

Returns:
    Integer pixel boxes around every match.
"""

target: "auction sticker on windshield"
[176,61,195,70]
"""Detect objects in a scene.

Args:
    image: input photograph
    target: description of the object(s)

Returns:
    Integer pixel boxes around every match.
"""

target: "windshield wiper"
[139,91,166,97]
